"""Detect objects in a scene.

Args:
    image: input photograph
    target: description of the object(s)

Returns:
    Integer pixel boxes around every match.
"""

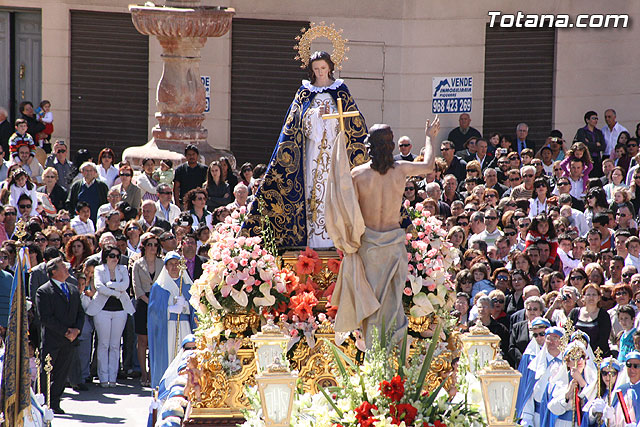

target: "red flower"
[424,421,446,427]
[390,403,417,426]
[327,258,341,274]
[325,302,338,319]
[288,291,318,321]
[301,246,320,261]
[354,401,378,426]
[380,375,405,402]
[281,268,299,293]
[322,282,336,299]
[295,255,315,276]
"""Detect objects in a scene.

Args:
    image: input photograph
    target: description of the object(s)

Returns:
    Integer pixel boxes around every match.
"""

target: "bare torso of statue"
[352,118,440,232]
[346,118,440,346]
[352,163,408,232]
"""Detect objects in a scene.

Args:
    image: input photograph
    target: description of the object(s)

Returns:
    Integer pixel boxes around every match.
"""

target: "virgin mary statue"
[243,49,368,249]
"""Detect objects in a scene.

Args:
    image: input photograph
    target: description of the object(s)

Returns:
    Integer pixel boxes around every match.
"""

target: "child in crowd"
[560,142,593,191]
[8,119,36,162]
[617,304,637,361]
[7,168,38,214]
[70,201,96,236]
[153,159,174,186]
[470,262,494,299]
[34,99,54,150]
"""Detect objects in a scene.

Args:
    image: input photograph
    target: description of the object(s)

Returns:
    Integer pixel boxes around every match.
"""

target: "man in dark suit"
[180,233,207,281]
[393,136,415,161]
[138,200,171,233]
[35,257,84,414]
[512,122,535,154]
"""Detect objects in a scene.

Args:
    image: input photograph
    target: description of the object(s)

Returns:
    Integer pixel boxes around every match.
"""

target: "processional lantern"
[477,355,521,427]
[250,315,289,373]
[255,358,297,427]
[459,320,501,373]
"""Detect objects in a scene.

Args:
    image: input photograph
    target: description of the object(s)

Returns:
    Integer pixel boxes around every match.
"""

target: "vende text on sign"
[431,76,472,114]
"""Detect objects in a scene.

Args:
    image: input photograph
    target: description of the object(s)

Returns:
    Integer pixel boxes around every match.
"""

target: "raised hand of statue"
[425,115,440,139]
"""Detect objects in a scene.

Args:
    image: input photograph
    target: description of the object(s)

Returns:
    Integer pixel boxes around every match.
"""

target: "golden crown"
[294,22,349,70]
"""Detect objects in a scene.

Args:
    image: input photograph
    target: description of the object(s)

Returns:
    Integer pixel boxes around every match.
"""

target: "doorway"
[0,9,42,122]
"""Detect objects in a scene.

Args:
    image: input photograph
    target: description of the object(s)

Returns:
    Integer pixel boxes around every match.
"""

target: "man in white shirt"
[602,108,628,158]
[96,187,122,230]
[469,208,503,247]
[568,158,586,200]
[625,237,640,271]
[155,183,181,225]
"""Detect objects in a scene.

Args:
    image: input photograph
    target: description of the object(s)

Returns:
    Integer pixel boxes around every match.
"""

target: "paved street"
[53,379,153,426]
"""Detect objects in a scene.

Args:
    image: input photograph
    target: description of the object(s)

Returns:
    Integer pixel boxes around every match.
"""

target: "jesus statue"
[329,116,440,346]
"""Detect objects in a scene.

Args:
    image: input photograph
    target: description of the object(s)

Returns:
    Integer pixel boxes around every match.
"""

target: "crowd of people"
[412,110,640,426]
[0,108,265,414]
[4,96,640,424]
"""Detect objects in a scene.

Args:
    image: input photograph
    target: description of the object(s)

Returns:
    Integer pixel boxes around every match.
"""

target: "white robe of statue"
[303,89,338,248]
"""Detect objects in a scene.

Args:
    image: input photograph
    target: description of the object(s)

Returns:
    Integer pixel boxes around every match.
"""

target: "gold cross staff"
[322,97,360,132]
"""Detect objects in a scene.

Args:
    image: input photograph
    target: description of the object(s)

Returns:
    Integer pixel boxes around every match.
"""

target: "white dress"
[302,82,339,249]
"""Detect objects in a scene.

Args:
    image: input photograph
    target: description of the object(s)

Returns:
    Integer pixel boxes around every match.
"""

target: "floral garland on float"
[402,202,459,336]
[240,328,485,427]
[181,200,463,417]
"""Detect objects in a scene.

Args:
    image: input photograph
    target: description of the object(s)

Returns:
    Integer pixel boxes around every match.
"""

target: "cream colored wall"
[3,0,639,156]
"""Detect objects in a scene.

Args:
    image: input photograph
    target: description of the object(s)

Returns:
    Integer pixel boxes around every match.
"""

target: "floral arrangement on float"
[240,326,485,427]
[189,207,288,334]
[402,202,459,334]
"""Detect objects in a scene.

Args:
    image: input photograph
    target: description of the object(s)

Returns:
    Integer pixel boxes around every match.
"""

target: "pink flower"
[290,329,299,337]
[417,263,424,271]
[415,202,424,211]
[403,287,412,296]
[427,282,437,292]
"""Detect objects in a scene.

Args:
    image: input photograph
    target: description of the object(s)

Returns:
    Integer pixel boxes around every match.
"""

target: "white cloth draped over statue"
[326,131,408,346]
[303,83,339,248]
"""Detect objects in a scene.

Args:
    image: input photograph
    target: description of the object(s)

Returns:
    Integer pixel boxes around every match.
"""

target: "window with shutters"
[483,25,556,151]
[230,18,308,167]
[70,10,148,160]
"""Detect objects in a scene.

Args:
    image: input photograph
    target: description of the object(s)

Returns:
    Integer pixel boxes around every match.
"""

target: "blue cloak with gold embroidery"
[242,79,368,248]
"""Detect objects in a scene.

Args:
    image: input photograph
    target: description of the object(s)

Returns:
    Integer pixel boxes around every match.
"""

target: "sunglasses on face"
[440,147,452,151]
[531,332,546,338]
[509,177,520,182]
[107,253,120,259]
[4,212,16,216]
[34,238,46,243]
[496,275,509,281]
[120,173,133,177]
[491,298,505,304]
[602,370,617,377]
[56,150,66,154]
[464,257,474,262]
[616,291,629,296]
[63,233,74,238]
[623,273,635,278]
[18,204,31,209]
[457,222,469,227]
[523,174,534,178]
[158,191,172,195]
[485,216,498,221]
[627,362,640,369]
[399,144,411,148]
[404,187,415,191]
[504,231,516,237]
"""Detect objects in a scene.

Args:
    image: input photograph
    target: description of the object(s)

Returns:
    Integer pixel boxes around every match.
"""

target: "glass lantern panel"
[264,383,291,423]
[487,380,515,422]
[257,344,284,371]
[468,344,494,372]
